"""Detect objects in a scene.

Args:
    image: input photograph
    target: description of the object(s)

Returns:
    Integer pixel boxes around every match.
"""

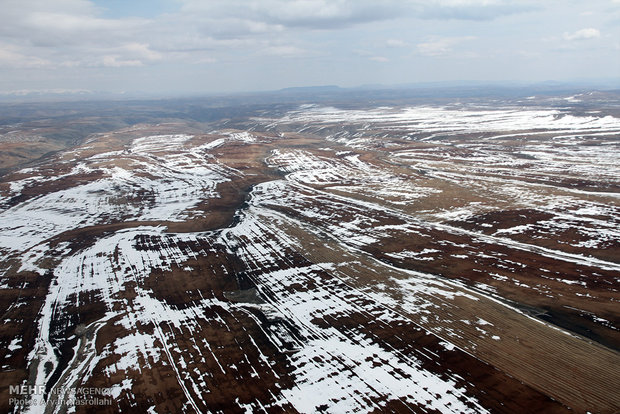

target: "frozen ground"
[0,103,619,413]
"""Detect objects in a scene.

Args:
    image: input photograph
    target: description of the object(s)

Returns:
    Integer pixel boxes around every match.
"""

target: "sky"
[0,0,619,96]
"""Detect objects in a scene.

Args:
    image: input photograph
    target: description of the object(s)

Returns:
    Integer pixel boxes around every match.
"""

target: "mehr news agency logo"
[9,384,113,407]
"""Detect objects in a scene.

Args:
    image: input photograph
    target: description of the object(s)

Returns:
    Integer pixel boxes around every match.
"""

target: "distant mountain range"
[1,79,619,103]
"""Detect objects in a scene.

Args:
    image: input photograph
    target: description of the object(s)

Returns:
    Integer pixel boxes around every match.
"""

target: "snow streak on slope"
[0,135,228,253]
[6,129,497,413]
[268,149,440,204]
[277,105,620,137]
[2,104,619,414]
[221,205,488,413]
[25,199,491,413]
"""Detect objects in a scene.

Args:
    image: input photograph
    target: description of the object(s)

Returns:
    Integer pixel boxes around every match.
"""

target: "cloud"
[0,0,147,47]
[386,39,409,48]
[0,0,158,69]
[0,0,540,71]
[120,43,162,61]
[563,28,601,41]
[178,0,403,30]
[0,0,616,94]
[101,55,143,67]
[417,36,476,56]
[412,0,537,21]
[177,0,533,31]
[0,44,51,68]
[260,45,308,56]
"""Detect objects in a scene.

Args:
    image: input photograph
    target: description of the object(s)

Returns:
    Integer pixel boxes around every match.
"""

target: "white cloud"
[120,43,162,61]
[0,0,617,93]
[177,0,532,30]
[563,28,601,41]
[261,45,308,56]
[178,0,402,29]
[102,55,143,67]
[0,1,147,47]
[0,0,538,72]
[412,0,536,20]
[417,36,476,56]
[386,39,408,47]
[0,44,51,68]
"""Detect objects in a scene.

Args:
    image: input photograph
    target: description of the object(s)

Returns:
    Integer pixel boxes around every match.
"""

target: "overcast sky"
[1,0,619,95]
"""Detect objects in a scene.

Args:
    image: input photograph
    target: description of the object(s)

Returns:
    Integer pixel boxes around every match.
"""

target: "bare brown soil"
[277,219,620,413]
[1,117,619,413]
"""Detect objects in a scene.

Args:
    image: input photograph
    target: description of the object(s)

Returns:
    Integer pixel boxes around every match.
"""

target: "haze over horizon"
[1,0,619,96]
